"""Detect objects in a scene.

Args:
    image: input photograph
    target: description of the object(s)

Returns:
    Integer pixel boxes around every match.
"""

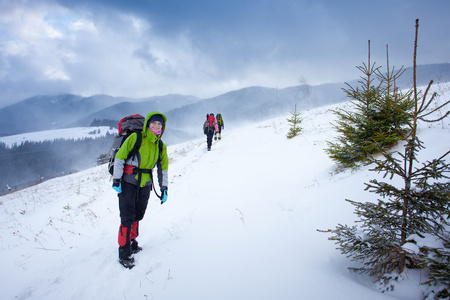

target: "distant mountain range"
[1,63,449,145]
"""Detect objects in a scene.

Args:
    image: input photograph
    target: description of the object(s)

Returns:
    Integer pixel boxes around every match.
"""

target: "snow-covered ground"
[0,126,116,148]
[0,85,449,300]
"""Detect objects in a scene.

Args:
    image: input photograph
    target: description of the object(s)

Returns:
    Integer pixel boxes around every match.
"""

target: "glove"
[161,187,168,204]
[112,179,122,193]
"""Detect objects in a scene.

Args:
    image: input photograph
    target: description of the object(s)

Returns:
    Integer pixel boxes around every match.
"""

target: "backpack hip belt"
[124,164,152,175]
[124,164,135,174]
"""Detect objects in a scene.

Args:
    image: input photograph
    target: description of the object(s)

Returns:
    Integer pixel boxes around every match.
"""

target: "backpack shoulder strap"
[158,139,163,161]
[127,131,142,159]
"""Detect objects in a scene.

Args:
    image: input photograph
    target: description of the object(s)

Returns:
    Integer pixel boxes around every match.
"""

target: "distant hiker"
[215,113,224,140]
[203,113,218,151]
[112,111,169,269]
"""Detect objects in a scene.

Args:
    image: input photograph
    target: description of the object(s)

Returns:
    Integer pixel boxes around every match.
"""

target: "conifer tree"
[323,20,450,295]
[286,105,302,139]
[423,233,450,298]
[325,41,413,168]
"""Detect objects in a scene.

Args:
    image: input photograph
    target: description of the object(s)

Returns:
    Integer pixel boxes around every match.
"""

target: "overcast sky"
[0,0,449,108]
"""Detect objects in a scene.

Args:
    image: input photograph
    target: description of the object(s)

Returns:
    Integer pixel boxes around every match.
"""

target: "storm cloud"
[0,0,449,107]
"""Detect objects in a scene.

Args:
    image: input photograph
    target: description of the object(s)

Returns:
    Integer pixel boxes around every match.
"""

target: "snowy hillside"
[0,126,115,148]
[0,84,449,300]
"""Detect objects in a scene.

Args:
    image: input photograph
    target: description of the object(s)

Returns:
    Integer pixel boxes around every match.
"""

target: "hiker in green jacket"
[215,113,224,140]
[112,111,169,269]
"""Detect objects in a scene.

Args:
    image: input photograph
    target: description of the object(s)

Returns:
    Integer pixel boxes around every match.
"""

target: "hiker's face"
[149,121,163,132]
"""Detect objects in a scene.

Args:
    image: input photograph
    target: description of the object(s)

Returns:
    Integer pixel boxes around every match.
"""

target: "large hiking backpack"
[206,114,215,131]
[107,114,145,175]
[216,114,223,126]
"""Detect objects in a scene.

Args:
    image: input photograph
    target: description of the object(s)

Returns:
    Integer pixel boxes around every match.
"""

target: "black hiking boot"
[119,245,135,269]
[131,239,142,254]
[119,258,135,269]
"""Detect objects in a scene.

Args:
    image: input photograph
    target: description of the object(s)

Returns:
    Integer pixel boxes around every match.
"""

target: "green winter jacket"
[113,111,168,188]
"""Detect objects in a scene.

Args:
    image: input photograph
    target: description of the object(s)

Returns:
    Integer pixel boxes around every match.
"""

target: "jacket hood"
[143,111,167,138]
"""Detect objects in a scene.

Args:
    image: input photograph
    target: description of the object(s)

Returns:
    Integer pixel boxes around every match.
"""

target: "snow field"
[1,88,449,299]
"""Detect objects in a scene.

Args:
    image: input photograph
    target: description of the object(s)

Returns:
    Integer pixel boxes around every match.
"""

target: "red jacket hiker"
[203,113,218,150]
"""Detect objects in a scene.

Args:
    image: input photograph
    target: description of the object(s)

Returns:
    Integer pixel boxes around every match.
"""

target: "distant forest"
[90,119,118,127]
[0,133,115,191]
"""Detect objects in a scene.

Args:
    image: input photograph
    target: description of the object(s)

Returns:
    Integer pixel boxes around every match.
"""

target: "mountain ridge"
[1,63,449,145]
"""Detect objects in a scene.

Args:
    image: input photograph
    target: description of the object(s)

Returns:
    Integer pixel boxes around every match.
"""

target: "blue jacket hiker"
[112,111,169,269]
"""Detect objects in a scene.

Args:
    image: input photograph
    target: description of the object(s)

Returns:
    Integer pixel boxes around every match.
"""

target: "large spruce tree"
[326,41,414,168]
[323,20,450,297]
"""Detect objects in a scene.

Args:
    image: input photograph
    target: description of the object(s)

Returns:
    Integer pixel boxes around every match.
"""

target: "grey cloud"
[0,0,449,108]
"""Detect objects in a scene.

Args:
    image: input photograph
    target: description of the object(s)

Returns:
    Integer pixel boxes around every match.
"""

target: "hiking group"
[203,113,225,151]
[109,111,169,269]
[109,111,224,268]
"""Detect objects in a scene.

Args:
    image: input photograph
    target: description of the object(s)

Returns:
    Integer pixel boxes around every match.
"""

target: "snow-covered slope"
[0,126,115,148]
[1,84,449,299]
